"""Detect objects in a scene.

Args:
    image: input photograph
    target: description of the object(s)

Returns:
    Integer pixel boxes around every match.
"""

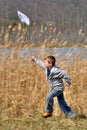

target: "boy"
[31,55,77,118]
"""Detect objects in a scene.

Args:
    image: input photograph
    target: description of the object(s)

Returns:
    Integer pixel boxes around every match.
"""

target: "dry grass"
[0,23,87,48]
[0,48,87,129]
[0,23,86,129]
[0,50,48,120]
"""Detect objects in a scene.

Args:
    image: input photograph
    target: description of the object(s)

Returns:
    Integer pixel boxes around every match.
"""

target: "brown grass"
[0,23,87,129]
[0,49,87,121]
[0,23,87,48]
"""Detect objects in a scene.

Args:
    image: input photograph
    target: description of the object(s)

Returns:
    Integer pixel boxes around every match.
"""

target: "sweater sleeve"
[53,67,71,85]
[63,70,71,85]
[34,58,46,70]
[59,69,71,85]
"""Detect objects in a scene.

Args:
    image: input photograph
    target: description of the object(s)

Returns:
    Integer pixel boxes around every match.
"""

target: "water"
[19,48,87,61]
[0,48,87,61]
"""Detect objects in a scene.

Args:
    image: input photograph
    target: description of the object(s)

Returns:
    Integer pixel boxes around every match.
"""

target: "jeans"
[46,88,76,117]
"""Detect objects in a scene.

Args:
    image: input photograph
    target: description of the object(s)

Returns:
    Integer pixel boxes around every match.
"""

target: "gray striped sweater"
[34,58,71,91]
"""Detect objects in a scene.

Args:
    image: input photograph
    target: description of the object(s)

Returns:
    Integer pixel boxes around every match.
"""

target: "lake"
[0,48,87,61]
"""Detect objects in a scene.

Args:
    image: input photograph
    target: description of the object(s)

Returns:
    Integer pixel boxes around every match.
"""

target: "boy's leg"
[57,93,77,118]
[42,89,62,118]
[46,89,62,113]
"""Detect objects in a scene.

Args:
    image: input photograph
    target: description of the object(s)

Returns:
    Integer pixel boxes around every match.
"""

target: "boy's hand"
[66,83,71,87]
[31,56,35,61]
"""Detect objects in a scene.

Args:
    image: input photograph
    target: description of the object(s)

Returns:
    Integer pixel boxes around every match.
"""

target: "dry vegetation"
[0,2,87,128]
[0,47,87,129]
[0,22,87,130]
[0,23,87,49]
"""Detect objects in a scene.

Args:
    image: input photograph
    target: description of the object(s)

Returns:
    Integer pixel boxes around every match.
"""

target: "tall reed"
[0,49,87,120]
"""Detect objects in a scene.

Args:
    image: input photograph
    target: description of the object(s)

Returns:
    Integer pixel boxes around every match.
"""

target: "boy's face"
[44,59,52,69]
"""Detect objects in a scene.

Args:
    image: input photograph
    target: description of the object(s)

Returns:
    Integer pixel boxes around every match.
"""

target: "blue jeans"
[46,88,76,117]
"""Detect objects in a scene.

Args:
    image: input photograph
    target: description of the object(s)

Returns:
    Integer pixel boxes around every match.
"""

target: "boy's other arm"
[60,69,71,86]
[31,56,46,69]
[55,68,71,86]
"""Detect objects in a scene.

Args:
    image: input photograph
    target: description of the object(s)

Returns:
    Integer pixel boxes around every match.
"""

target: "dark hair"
[44,56,56,66]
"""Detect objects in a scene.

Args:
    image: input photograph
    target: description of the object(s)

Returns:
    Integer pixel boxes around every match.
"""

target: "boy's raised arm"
[31,56,46,69]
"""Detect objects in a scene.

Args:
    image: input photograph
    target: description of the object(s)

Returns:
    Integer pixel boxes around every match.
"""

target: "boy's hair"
[44,56,56,66]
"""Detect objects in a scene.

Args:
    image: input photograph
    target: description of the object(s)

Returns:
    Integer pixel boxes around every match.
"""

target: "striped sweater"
[34,58,71,91]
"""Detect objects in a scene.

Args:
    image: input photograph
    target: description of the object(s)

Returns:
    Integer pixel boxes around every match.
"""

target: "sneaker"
[42,112,52,118]
[67,113,77,118]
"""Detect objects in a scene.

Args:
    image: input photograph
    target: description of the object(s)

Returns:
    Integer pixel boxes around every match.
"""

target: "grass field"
[0,48,87,130]
[0,115,87,130]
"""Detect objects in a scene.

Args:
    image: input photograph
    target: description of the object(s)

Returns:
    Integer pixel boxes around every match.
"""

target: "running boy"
[31,55,77,118]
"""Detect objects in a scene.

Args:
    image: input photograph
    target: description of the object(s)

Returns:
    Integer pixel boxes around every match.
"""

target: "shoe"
[67,112,77,118]
[42,112,52,118]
